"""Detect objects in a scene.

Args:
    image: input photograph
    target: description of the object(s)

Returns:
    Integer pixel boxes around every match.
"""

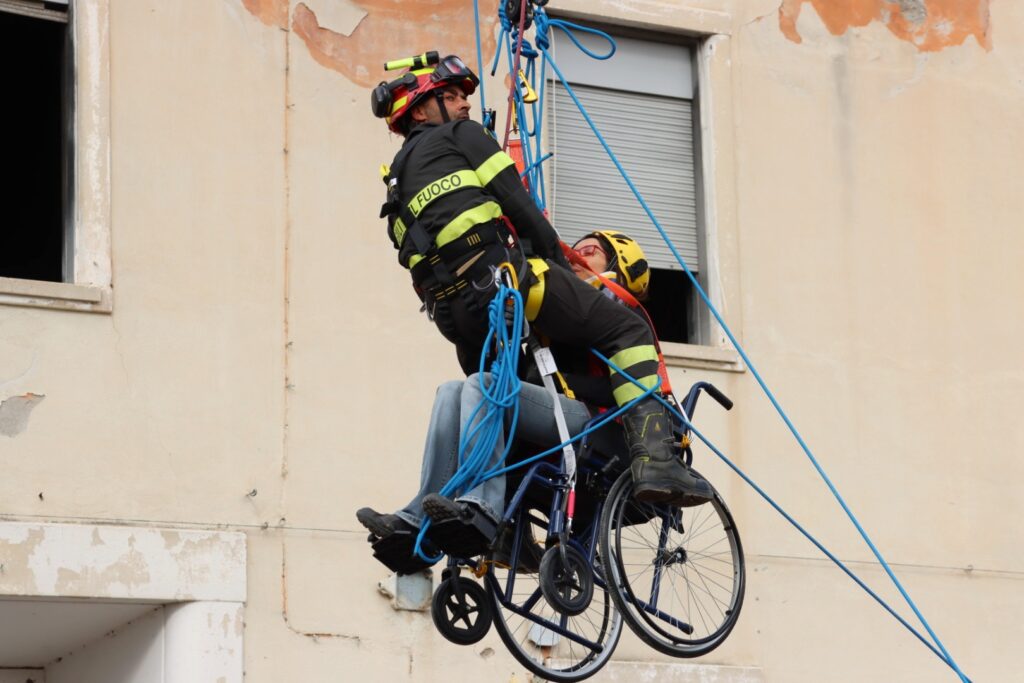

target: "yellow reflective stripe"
[435,201,502,248]
[525,258,549,321]
[408,170,481,217]
[612,374,659,406]
[403,202,500,269]
[389,95,408,117]
[608,345,659,374]
[393,217,407,247]
[475,151,515,186]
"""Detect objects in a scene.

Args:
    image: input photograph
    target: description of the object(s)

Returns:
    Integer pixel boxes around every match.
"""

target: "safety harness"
[380,128,515,320]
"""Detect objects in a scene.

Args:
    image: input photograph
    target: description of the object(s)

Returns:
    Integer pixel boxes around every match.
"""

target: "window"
[0,0,112,313]
[0,0,72,283]
[548,28,708,345]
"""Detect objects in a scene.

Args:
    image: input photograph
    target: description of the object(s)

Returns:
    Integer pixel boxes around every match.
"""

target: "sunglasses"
[574,243,607,258]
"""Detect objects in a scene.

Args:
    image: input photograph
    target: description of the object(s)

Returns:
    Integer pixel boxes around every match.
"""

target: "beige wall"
[0,0,1020,680]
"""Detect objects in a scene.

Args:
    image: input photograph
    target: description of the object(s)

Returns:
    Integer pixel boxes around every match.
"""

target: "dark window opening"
[0,8,69,283]
[644,268,695,344]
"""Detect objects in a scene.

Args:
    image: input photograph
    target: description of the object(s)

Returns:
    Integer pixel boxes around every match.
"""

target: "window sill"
[661,341,744,373]
[0,276,111,313]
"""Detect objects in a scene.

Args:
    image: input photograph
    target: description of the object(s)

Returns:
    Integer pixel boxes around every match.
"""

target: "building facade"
[0,0,1019,681]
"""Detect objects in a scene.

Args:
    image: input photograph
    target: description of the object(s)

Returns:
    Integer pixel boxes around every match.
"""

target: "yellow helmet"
[589,230,650,300]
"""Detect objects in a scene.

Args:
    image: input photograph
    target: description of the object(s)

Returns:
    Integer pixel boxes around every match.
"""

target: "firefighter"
[357,53,710,571]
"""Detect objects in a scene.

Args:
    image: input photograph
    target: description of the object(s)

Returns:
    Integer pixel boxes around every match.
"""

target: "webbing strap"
[527,335,577,483]
[524,257,548,321]
[385,131,459,290]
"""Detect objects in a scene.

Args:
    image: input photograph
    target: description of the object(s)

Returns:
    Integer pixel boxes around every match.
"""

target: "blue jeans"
[396,373,593,528]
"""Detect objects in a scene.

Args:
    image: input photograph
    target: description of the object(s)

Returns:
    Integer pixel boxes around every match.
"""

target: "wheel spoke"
[604,471,744,657]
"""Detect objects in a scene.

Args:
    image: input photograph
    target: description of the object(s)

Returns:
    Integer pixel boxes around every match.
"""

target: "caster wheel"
[431,576,493,645]
[539,545,594,616]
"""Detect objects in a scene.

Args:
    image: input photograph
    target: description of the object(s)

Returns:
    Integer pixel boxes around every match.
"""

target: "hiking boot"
[488,525,544,574]
[623,397,713,507]
[356,507,415,540]
[421,494,497,559]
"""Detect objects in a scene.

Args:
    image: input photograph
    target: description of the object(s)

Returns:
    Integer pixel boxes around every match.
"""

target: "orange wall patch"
[779,0,992,52]
[291,0,500,89]
[242,0,289,29]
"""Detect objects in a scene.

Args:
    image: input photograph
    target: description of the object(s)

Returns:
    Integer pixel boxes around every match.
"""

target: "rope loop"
[535,11,616,59]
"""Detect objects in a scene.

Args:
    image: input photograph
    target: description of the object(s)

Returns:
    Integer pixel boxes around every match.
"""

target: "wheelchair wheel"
[431,576,493,646]
[539,545,594,616]
[600,468,745,658]
[488,555,622,681]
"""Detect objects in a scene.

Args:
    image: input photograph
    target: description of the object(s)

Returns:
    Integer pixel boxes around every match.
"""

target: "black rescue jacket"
[381,121,660,409]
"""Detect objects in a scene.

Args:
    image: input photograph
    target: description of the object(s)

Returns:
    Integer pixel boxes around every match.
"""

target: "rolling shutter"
[548,83,701,272]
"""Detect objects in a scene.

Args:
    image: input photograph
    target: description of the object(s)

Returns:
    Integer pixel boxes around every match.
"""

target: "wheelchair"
[424,380,746,681]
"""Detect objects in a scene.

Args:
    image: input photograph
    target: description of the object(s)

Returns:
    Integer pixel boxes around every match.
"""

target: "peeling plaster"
[779,0,992,52]
[54,545,152,595]
[0,522,245,601]
[0,393,45,437]
[0,527,44,594]
[288,0,499,88]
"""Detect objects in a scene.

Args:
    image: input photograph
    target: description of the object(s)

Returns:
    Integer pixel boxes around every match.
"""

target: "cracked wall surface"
[779,0,992,51]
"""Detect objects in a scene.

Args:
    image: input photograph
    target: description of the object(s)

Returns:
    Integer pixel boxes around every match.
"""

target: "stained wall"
[0,1,1020,680]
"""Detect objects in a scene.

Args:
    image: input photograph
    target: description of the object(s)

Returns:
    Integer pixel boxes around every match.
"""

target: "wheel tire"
[538,545,594,616]
[600,468,745,658]
[431,576,493,646]
[488,563,622,682]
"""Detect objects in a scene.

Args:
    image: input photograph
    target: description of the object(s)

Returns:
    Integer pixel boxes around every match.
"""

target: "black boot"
[356,507,413,540]
[622,397,712,507]
[356,507,435,575]
[421,494,497,559]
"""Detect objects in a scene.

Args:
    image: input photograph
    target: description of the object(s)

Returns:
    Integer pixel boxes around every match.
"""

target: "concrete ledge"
[662,342,745,373]
[598,661,764,682]
[0,521,245,602]
[0,277,111,314]
[550,0,733,36]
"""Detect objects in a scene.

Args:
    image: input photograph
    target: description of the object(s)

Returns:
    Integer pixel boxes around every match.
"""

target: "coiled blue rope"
[413,282,523,562]
[412,281,660,562]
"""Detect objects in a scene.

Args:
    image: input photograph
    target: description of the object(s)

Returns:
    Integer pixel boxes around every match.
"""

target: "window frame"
[0,0,112,313]
[542,15,742,371]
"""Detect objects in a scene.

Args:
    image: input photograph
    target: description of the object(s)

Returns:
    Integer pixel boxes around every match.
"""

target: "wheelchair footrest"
[427,511,498,559]
[369,530,434,576]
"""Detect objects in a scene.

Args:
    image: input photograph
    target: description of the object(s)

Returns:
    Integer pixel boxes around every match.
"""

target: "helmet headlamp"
[370,52,480,133]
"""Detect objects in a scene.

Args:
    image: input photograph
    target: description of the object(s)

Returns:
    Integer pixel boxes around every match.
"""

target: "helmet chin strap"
[434,91,451,123]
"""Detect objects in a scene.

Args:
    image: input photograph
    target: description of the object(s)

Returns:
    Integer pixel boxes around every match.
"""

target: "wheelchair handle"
[681,381,733,419]
[704,383,733,411]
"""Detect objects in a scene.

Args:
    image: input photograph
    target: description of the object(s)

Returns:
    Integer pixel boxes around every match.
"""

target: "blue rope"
[413,283,523,562]
[411,285,661,561]
[537,33,970,683]
[472,0,486,114]
[533,12,616,59]
[479,3,966,679]
[455,5,970,679]
[590,349,969,676]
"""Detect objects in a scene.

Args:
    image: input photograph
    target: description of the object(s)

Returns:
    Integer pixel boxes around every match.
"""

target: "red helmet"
[371,53,479,134]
